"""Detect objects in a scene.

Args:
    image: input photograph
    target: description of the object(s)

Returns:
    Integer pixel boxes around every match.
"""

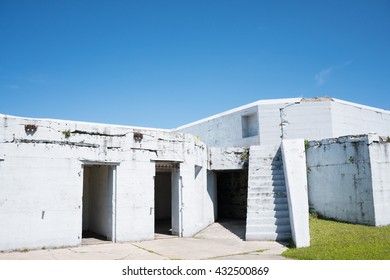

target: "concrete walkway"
[0,221,289,260]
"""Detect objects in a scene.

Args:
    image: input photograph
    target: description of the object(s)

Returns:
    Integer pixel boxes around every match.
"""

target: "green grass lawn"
[282,216,390,260]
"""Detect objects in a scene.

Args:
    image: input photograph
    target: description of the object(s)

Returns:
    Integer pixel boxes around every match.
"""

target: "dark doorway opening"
[154,171,172,236]
[216,170,248,240]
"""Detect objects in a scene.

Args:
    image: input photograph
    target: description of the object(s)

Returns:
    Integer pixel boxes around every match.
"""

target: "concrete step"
[249,164,284,171]
[248,180,286,192]
[248,174,285,181]
[247,197,288,205]
[251,160,283,167]
[248,176,285,184]
[247,203,289,211]
[248,181,286,189]
[250,145,280,151]
[246,224,291,234]
[246,232,292,241]
[247,192,287,199]
[249,169,285,176]
[246,210,290,219]
[247,217,291,226]
[248,186,287,193]
[249,151,280,159]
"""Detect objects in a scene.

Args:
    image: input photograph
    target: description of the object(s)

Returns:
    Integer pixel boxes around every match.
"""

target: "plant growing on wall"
[304,140,310,150]
[240,147,250,162]
[62,130,71,138]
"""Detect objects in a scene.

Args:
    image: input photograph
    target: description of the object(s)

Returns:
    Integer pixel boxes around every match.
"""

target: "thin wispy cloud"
[343,60,353,67]
[315,60,353,86]
[315,67,333,86]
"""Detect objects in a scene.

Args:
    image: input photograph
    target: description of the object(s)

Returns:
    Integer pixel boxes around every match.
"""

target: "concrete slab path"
[0,221,289,260]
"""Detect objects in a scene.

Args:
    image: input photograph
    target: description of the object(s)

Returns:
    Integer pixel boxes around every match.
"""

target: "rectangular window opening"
[242,113,259,138]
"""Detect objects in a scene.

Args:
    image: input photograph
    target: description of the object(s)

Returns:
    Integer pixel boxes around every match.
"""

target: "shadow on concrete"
[155,219,178,240]
[217,219,246,240]
[82,231,110,245]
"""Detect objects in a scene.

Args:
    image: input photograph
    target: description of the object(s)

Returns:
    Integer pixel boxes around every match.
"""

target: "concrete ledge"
[281,139,310,248]
[209,147,248,170]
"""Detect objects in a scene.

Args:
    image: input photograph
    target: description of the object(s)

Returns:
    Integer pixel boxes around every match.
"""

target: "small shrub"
[304,140,310,150]
[240,148,250,162]
[62,130,71,138]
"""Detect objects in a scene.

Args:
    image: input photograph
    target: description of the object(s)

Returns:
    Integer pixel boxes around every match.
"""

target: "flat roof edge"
[175,97,303,130]
[0,113,172,132]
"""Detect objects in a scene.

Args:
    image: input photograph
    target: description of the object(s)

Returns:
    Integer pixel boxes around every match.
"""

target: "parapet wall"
[306,134,390,226]
[368,135,390,226]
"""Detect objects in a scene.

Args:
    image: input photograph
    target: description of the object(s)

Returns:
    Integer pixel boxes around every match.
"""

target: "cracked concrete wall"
[331,101,390,137]
[0,114,211,251]
[176,99,336,147]
[176,105,260,147]
[368,135,390,226]
[176,98,390,148]
[278,101,334,142]
[306,135,376,225]
[209,147,248,170]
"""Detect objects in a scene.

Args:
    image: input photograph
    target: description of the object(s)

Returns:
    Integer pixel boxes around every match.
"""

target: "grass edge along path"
[282,216,390,260]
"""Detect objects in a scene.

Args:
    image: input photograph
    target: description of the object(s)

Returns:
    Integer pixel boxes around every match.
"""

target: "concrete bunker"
[3,98,390,252]
[154,161,181,237]
[82,164,116,242]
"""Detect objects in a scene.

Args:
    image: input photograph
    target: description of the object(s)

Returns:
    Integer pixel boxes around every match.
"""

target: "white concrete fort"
[1,97,389,252]
[176,97,390,146]
[0,117,215,251]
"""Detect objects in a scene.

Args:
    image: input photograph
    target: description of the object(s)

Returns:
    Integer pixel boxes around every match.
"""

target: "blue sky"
[1,0,389,128]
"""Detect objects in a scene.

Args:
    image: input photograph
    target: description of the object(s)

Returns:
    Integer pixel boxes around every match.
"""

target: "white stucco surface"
[306,135,379,225]
[1,97,390,252]
[0,114,212,251]
[281,139,310,248]
[209,147,248,170]
[176,98,390,148]
[367,135,390,226]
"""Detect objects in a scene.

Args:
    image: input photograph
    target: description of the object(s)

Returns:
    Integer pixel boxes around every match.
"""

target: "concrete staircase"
[246,145,292,241]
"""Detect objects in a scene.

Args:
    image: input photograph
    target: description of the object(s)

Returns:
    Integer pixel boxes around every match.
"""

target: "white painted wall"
[281,101,334,141]
[115,160,155,242]
[180,140,210,237]
[175,98,336,147]
[176,98,390,147]
[206,171,218,223]
[281,139,310,248]
[209,147,248,170]
[171,168,181,236]
[331,100,390,137]
[368,136,390,226]
[306,136,376,225]
[177,105,260,147]
[0,114,211,251]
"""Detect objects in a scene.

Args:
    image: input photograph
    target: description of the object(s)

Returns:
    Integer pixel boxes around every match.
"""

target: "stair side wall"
[281,139,310,248]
